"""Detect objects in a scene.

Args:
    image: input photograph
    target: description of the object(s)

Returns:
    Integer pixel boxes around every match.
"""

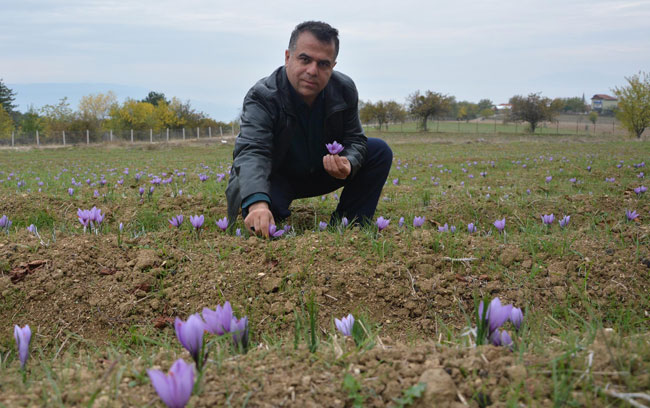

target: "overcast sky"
[2,0,649,120]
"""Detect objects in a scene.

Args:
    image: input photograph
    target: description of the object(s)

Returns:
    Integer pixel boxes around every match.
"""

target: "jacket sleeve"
[231,89,277,202]
[340,89,367,179]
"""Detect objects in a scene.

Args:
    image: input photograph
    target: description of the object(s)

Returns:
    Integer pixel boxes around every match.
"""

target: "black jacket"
[226,66,367,222]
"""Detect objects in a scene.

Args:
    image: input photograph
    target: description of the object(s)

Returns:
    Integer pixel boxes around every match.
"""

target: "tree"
[78,91,117,132]
[0,106,14,139]
[385,101,406,128]
[40,97,73,133]
[588,111,598,133]
[407,90,453,131]
[0,79,17,114]
[560,97,587,113]
[613,71,650,138]
[142,91,169,106]
[19,105,45,135]
[477,99,493,112]
[508,93,558,133]
[359,101,376,125]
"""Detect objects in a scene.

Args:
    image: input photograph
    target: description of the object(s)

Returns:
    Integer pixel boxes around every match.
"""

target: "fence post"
[36,130,40,146]
[150,129,153,143]
[166,128,169,142]
[197,127,199,140]
[232,126,234,136]
[131,129,134,143]
[182,128,185,140]
[86,130,90,144]
[63,130,66,146]
[209,126,212,138]
[110,129,113,142]
[11,130,14,147]
[220,126,223,137]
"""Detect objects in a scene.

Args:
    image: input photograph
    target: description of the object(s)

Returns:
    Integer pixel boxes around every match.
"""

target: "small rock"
[415,368,458,408]
[506,365,527,382]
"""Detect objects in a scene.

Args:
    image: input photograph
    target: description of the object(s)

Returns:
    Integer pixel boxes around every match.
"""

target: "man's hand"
[323,154,351,180]
[244,201,275,238]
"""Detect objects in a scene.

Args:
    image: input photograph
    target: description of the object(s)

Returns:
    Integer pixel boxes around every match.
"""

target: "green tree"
[40,97,73,133]
[588,111,598,133]
[560,97,587,113]
[477,99,493,112]
[0,105,14,139]
[0,79,17,114]
[407,90,453,131]
[359,100,376,125]
[509,93,558,133]
[19,105,45,135]
[78,91,117,132]
[613,71,650,138]
[141,91,169,106]
[385,101,406,128]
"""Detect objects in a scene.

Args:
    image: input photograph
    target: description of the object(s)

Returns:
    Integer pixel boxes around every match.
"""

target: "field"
[0,132,649,407]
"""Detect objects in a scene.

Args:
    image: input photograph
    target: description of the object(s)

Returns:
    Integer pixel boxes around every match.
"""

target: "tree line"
[0,85,237,139]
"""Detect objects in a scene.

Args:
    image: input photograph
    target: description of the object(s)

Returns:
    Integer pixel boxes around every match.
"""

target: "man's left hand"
[323,154,351,179]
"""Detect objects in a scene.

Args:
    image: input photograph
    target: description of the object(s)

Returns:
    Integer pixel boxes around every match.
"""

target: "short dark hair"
[288,21,339,59]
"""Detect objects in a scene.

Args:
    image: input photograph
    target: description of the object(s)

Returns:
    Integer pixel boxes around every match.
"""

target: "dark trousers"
[269,138,393,224]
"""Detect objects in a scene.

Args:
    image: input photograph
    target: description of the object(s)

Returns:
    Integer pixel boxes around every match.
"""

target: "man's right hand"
[244,201,275,238]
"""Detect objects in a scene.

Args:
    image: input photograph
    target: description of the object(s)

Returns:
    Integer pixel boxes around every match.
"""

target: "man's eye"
[319,62,331,68]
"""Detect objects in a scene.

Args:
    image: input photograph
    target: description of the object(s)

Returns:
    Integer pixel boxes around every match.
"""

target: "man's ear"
[285,49,290,66]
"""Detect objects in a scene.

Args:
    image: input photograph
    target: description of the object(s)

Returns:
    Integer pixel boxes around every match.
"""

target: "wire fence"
[0,126,239,147]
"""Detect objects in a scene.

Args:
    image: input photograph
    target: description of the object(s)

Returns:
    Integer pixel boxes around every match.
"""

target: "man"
[226,21,392,237]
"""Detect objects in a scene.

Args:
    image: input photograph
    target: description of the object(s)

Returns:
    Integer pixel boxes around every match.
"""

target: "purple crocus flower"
[27,224,37,234]
[545,176,552,183]
[626,209,639,221]
[491,329,513,347]
[392,178,399,186]
[541,214,554,225]
[230,316,249,349]
[341,217,349,227]
[235,228,241,237]
[216,173,225,182]
[269,224,285,238]
[376,216,390,231]
[326,141,344,155]
[450,225,456,233]
[189,215,204,230]
[169,215,184,228]
[77,209,91,228]
[216,217,228,231]
[510,307,523,330]
[14,324,31,368]
[174,314,205,364]
[438,223,449,232]
[480,298,514,334]
[283,224,292,233]
[398,217,405,228]
[139,187,145,196]
[493,218,506,232]
[413,216,425,228]
[556,215,569,229]
[335,314,355,337]
[319,221,328,231]
[147,359,194,408]
[0,215,12,231]
[119,222,123,233]
[68,187,74,196]
[467,223,477,234]
[90,206,104,225]
[634,186,647,195]
[202,302,233,335]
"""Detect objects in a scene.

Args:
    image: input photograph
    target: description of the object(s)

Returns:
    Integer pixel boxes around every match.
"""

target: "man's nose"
[306,61,318,76]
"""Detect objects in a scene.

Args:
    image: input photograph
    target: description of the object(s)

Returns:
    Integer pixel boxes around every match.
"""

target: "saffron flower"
[341,217,349,227]
[626,209,639,221]
[467,223,477,233]
[189,215,204,230]
[392,178,399,186]
[438,223,449,232]
[230,316,249,349]
[202,302,233,335]
[119,222,123,233]
[413,216,425,228]
[558,215,570,228]
[479,297,514,334]
[147,359,194,408]
[490,329,513,347]
[319,221,328,231]
[510,307,523,330]
[268,224,285,238]
[541,214,554,225]
[0,215,12,232]
[169,215,184,228]
[174,314,205,365]
[216,217,228,231]
[68,187,74,196]
[139,187,145,196]
[493,218,506,232]
[450,225,456,233]
[326,141,344,155]
[14,324,31,368]
[235,228,241,237]
[335,314,355,337]
[545,176,552,183]
[398,217,405,227]
[27,224,37,234]
[634,186,647,195]
[376,216,390,231]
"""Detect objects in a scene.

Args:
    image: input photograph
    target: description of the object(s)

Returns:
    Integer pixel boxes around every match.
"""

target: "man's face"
[285,31,337,106]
